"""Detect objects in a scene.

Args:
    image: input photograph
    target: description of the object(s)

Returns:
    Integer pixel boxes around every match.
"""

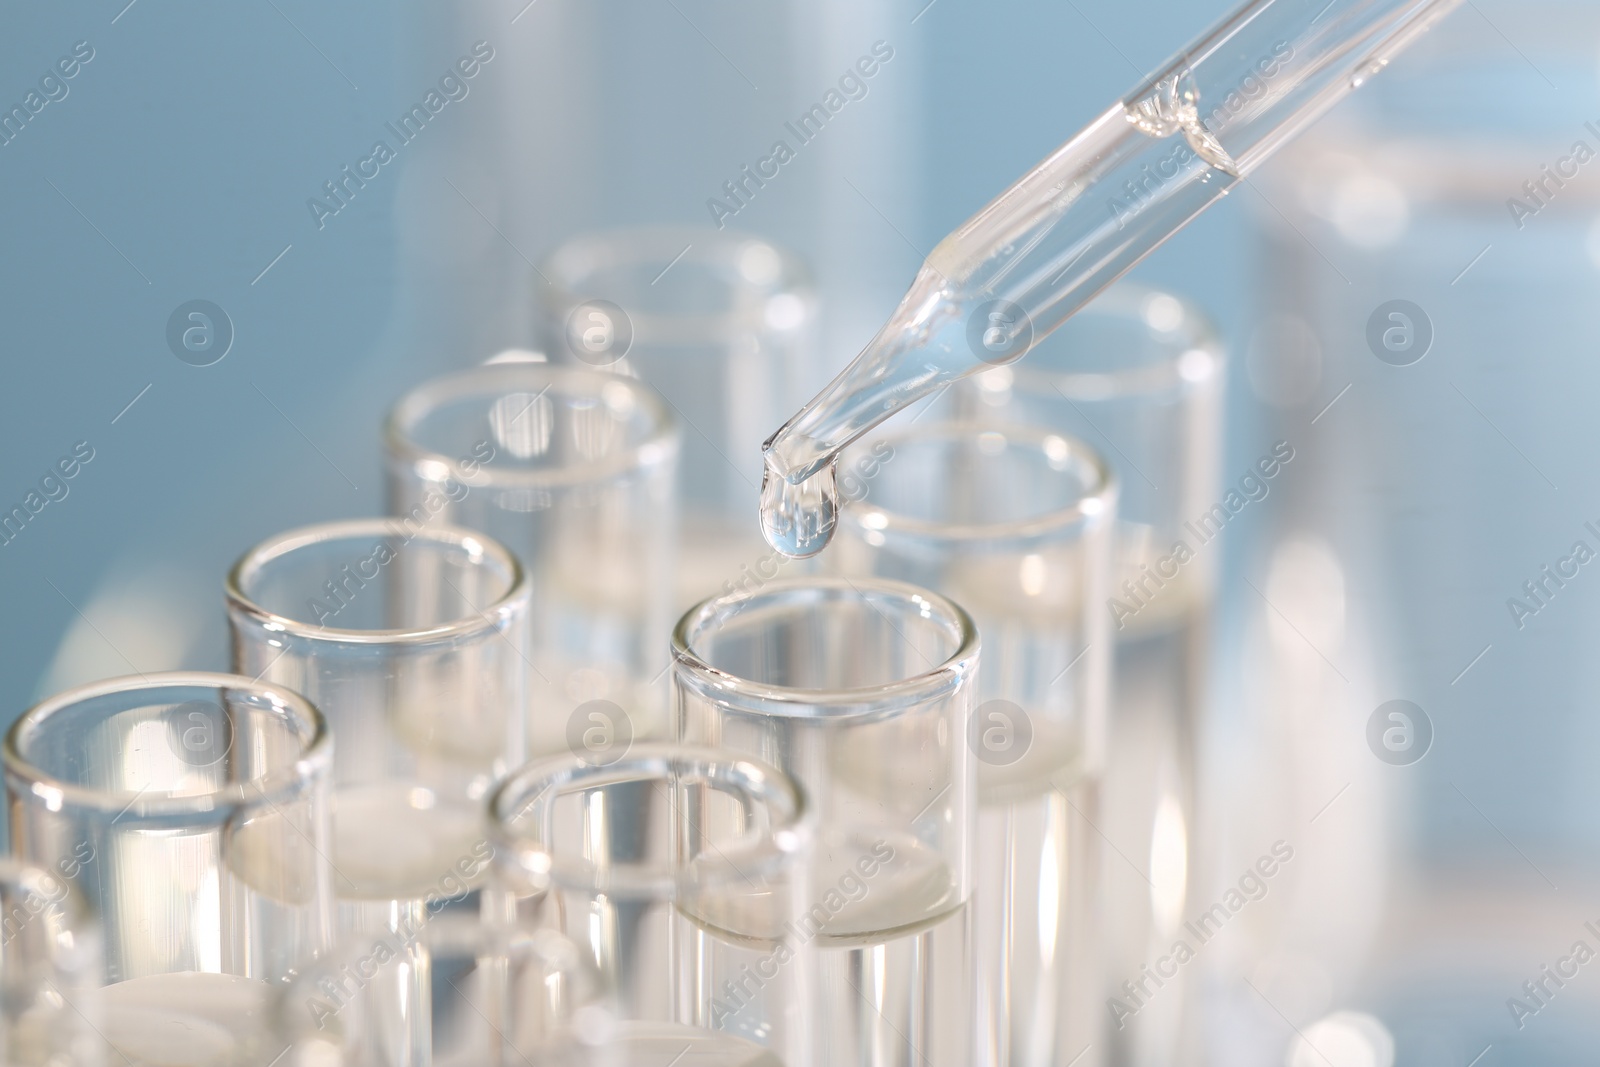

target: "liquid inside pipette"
[757,73,1240,560]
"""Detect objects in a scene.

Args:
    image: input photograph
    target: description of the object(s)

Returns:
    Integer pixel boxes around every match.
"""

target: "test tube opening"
[490,743,809,906]
[5,672,329,814]
[226,519,525,642]
[841,423,1116,540]
[384,364,678,492]
[673,578,978,704]
[542,226,814,345]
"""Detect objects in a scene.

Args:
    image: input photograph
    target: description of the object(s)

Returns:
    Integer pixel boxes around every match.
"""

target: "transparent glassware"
[3,672,334,1067]
[540,228,817,609]
[384,364,679,760]
[758,0,1463,525]
[227,519,529,1063]
[489,743,812,1066]
[275,912,601,1067]
[832,423,1116,1067]
[955,285,1224,623]
[953,285,1224,1067]
[0,860,103,1067]
[227,519,530,801]
[673,578,978,1067]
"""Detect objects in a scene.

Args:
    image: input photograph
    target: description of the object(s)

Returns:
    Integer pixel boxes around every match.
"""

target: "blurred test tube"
[833,423,1116,1067]
[385,365,678,760]
[540,228,818,609]
[954,285,1225,1067]
[5,673,334,1067]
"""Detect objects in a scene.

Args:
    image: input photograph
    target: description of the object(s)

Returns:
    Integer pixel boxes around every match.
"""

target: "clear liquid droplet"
[759,457,838,559]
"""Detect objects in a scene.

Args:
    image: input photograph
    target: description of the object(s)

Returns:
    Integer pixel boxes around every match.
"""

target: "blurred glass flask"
[1234,3,1600,1062]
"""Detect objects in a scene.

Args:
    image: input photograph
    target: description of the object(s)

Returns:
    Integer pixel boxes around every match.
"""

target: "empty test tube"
[955,286,1224,1067]
[833,423,1116,1067]
[385,364,679,759]
[228,520,530,1067]
[541,229,817,611]
[4,672,335,1067]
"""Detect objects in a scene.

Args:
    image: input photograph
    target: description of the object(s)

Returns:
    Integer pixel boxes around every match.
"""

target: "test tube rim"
[1006,283,1224,402]
[540,224,814,346]
[671,576,980,719]
[4,670,331,818]
[489,741,812,900]
[224,517,529,647]
[838,421,1119,548]
[384,363,679,490]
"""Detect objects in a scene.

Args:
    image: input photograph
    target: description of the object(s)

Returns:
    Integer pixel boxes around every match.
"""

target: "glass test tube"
[275,913,600,1067]
[673,578,978,1067]
[3,672,334,1067]
[540,228,816,610]
[490,743,812,1066]
[955,285,1224,1067]
[833,423,1116,1067]
[0,859,103,1067]
[227,520,529,1067]
[385,364,679,759]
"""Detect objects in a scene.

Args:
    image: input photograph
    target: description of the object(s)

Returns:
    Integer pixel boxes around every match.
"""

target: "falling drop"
[758,457,838,559]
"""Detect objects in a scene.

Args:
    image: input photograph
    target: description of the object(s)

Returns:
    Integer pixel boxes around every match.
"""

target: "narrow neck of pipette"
[762,264,963,483]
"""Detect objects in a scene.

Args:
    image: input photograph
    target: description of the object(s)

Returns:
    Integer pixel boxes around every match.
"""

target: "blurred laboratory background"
[1,0,1597,1063]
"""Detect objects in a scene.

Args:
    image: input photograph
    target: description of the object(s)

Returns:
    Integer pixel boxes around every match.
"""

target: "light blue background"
[0,0,1241,703]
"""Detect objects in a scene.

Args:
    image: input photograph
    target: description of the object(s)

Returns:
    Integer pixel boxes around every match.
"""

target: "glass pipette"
[759,0,1463,557]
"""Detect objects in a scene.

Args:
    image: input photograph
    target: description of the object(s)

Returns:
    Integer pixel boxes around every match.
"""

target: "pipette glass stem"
[762,0,1462,485]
